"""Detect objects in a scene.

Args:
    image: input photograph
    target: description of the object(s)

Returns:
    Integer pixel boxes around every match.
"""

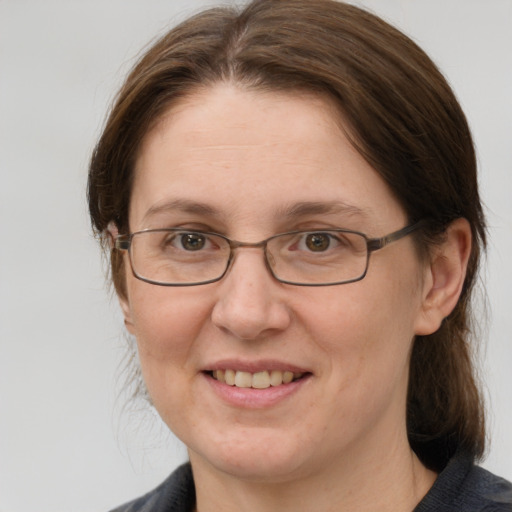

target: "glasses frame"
[115,220,426,287]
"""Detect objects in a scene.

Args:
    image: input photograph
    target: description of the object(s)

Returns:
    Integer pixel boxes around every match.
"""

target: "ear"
[414,218,472,336]
[106,221,136,335]
[105,221,119,249]
[119,293,136,335]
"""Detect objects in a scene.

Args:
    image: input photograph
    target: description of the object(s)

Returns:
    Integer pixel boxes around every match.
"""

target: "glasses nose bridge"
[227,238,270,262]
[228,238,268,251]
[225,237,274,275]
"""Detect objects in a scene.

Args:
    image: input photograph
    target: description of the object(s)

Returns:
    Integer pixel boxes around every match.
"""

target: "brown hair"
[88,0,486,471]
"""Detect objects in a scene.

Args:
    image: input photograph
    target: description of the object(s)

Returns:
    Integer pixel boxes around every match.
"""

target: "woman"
[88,0,512,510]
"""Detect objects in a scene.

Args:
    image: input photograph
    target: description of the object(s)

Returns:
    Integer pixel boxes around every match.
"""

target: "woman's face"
[120,85,431,482]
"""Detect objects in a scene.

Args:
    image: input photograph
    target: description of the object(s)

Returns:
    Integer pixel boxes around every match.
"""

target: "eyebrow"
[278,200,370,220]
[142,199,220,222]
[142,198,370,225]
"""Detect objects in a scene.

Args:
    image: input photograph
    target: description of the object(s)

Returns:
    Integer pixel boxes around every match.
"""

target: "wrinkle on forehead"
[141,197,371,227]
[130,84,403,236]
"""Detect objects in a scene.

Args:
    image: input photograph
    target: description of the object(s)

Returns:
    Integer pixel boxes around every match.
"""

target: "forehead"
[139,84,345,165]
[130,84,405,233]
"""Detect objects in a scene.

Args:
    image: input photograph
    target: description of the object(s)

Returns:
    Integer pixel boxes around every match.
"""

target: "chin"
[208,456,309,484]
[187,428,315,483]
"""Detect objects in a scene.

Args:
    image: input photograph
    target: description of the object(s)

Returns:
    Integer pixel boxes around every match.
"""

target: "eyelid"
[290,221,362,233]
[158,223,220,233]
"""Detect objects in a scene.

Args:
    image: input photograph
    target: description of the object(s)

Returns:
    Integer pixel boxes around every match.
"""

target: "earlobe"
[119,295,136,335]
[414,218,472,336]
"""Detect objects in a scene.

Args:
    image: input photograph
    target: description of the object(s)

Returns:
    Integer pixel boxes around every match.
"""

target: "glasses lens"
[267,230,368,285]
[130,230,230,285]
[127,228,369,286]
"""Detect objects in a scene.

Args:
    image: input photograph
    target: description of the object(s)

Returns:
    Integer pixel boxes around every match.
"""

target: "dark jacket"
[111,452,512,511]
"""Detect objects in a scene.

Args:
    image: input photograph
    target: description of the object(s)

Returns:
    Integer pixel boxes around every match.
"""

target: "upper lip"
[203,359,311,374]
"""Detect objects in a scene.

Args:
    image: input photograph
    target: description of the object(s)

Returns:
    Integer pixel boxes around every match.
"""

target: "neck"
[190,434,437,512]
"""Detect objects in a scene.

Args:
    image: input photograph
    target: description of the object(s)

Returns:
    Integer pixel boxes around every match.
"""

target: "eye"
[180,233,206,251]
[292,232,342,253]
[164,232,210,251]
[304,233,331,252]
[278,230,365,262]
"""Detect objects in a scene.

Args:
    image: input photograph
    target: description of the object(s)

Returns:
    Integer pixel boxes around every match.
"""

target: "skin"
[118,84,471,512]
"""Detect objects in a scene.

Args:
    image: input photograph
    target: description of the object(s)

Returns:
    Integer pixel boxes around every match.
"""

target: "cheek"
[127,283,211,363]
[125,286,213,423]
[307,257,423,384]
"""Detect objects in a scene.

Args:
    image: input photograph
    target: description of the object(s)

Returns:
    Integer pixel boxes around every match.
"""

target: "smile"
[209,369,306,389]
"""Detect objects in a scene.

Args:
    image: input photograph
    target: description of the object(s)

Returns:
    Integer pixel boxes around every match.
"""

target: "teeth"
[235,371,253,388]
[283,371,294,384]
[224,369,235,386]
[252,371,270,389]
[211,369,304,388]
[213,370,225,383]
[269,370,283,387]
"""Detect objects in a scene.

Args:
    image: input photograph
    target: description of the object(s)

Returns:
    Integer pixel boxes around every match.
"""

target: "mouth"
[206,369,308,389]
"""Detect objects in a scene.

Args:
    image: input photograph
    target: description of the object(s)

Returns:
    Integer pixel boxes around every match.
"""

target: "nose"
[211,248,292,340]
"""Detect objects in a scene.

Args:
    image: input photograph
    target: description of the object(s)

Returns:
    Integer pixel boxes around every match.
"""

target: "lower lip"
[203,373,311,409]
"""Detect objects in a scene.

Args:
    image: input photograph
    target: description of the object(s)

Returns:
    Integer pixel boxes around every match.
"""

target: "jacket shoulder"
[109,463,195,512]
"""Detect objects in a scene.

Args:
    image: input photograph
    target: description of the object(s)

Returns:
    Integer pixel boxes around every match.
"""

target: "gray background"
[1,1,511,511]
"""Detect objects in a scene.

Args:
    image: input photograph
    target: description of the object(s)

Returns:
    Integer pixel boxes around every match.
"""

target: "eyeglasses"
[114,221,424,287]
